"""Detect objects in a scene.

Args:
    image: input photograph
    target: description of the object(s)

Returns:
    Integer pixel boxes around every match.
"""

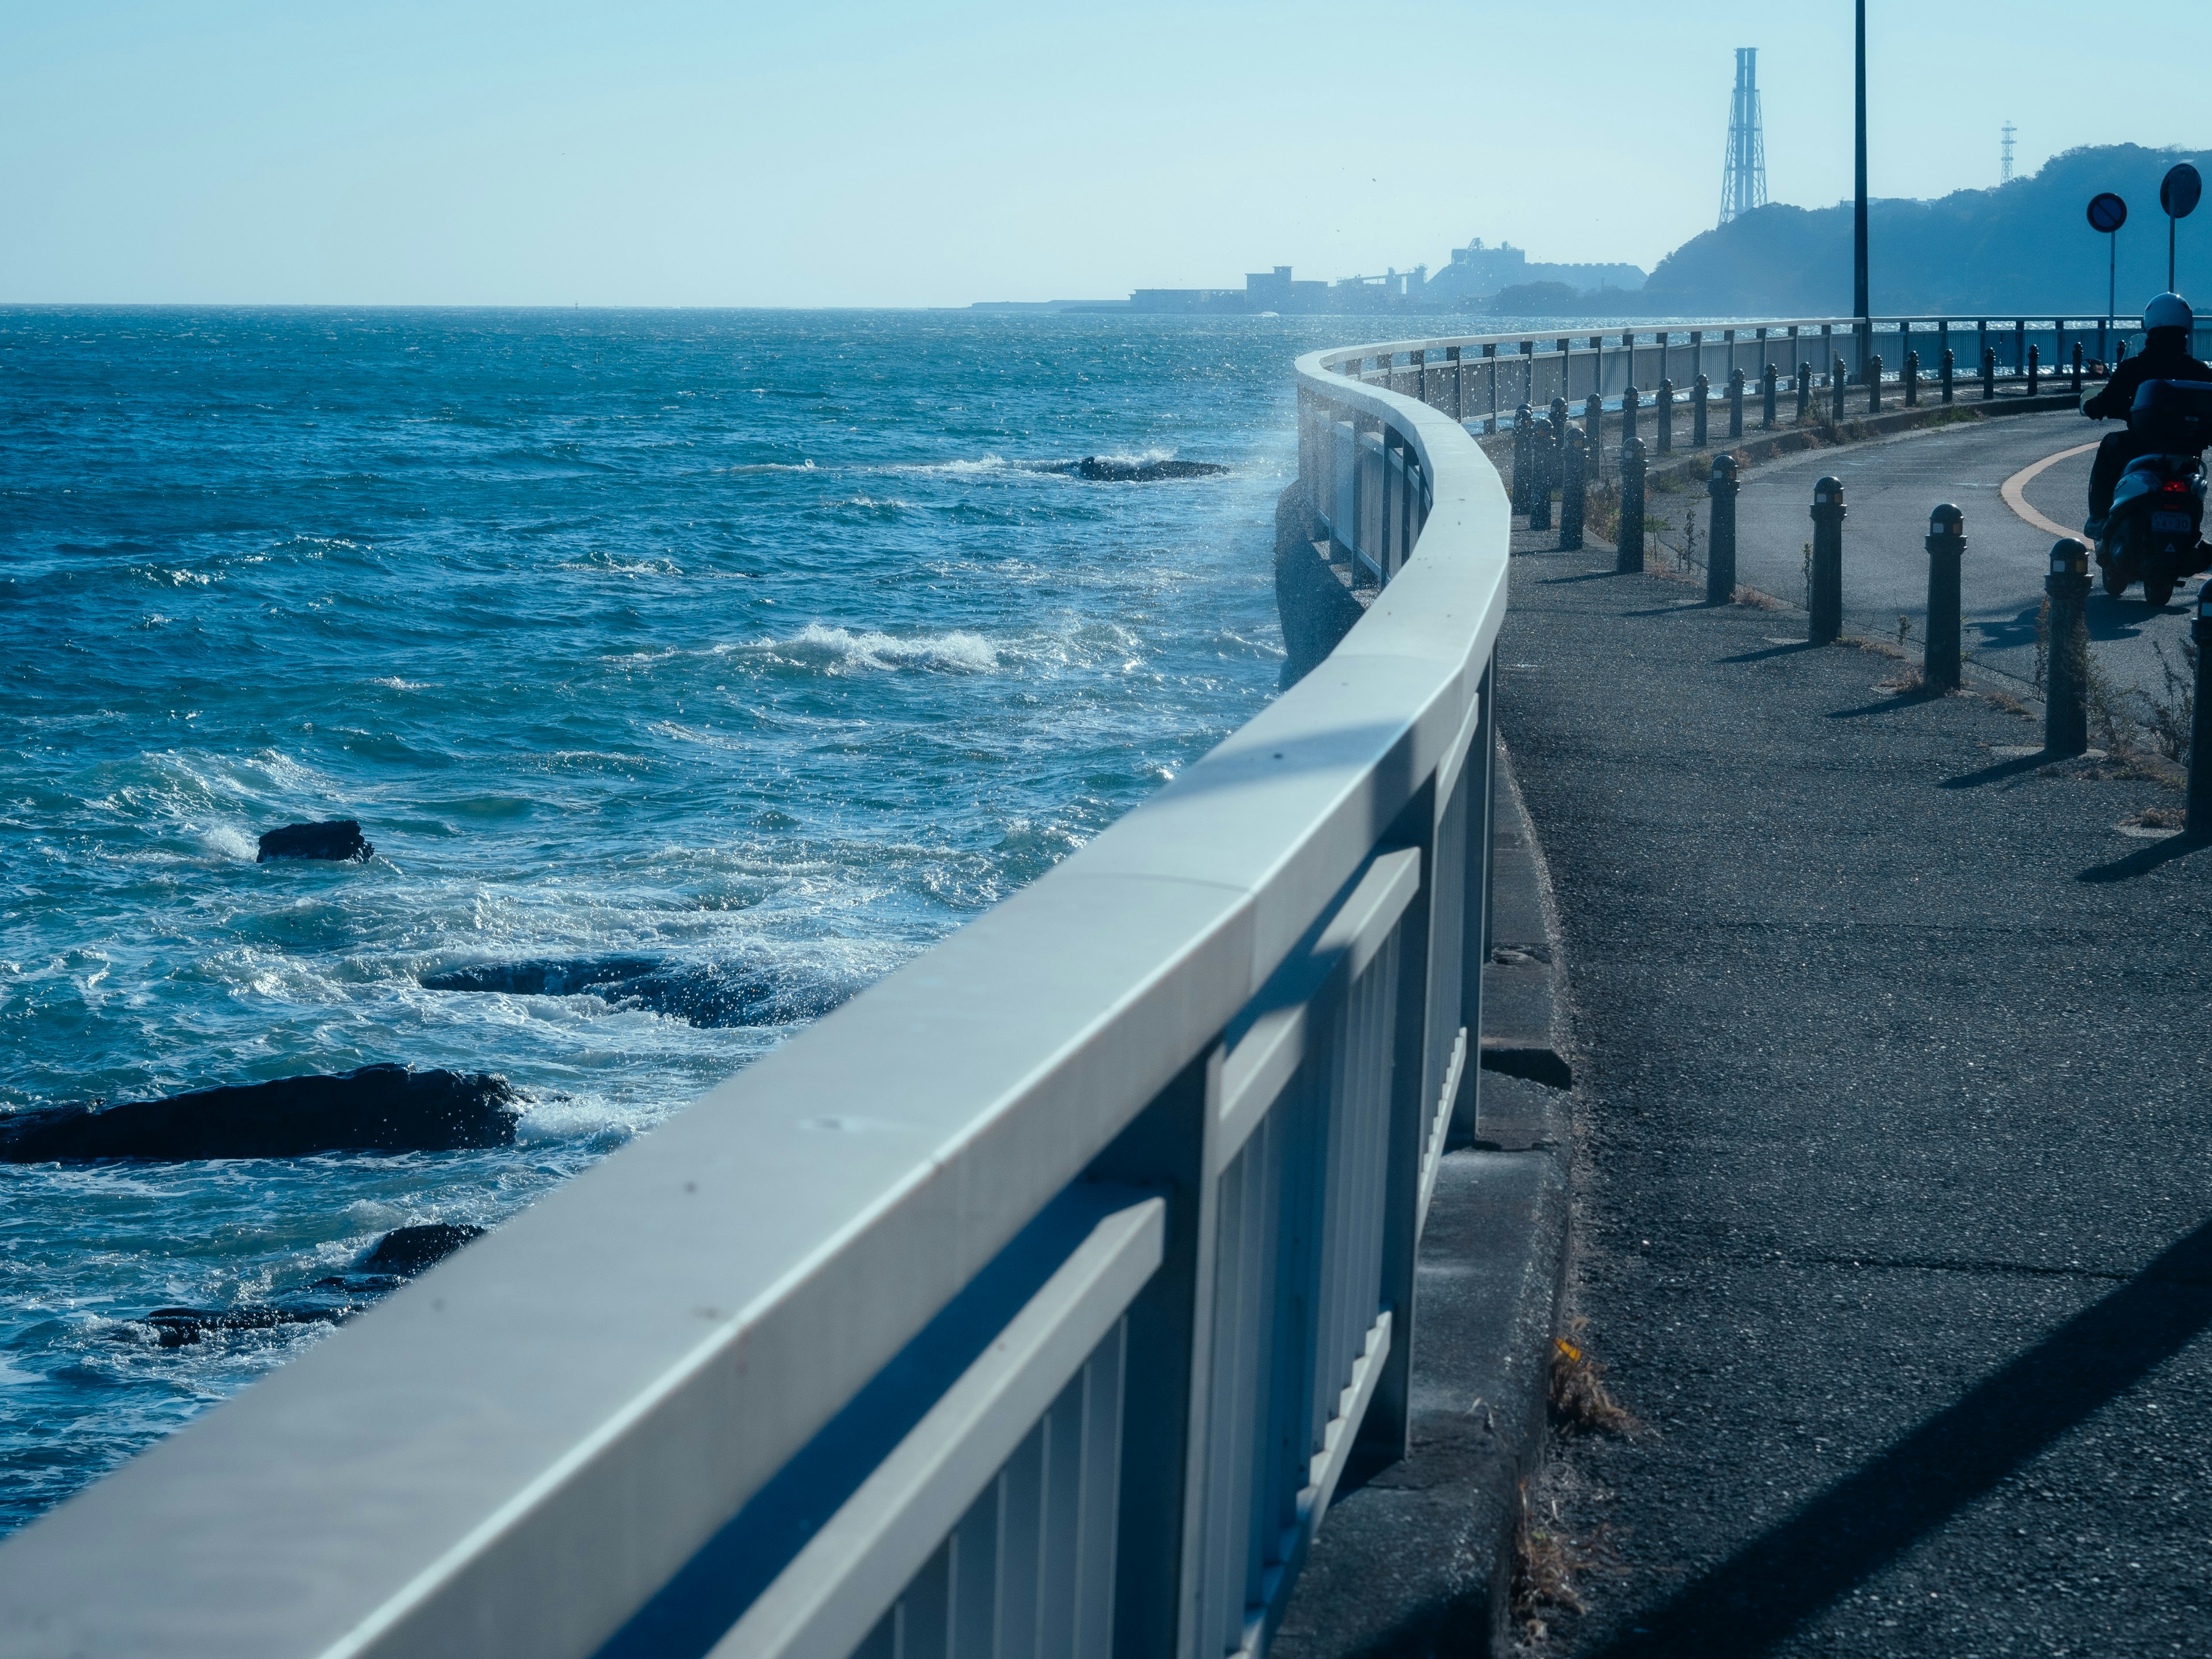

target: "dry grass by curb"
[1549,1325,1634,1435]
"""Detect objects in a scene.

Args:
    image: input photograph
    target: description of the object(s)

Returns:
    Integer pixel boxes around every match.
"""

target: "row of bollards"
[1518,394,2212,840]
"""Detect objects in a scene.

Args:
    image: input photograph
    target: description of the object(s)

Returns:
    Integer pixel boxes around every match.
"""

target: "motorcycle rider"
[2084,292,2212,538]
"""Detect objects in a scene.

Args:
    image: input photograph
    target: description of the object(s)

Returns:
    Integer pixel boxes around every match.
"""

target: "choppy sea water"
[0,307,1392,1532]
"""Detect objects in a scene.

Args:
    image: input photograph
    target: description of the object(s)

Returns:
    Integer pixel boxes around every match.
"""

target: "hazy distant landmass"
[1635,143,2212,318]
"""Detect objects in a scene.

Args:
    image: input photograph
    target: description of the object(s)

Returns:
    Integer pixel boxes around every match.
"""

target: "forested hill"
[1636,144,2212,317]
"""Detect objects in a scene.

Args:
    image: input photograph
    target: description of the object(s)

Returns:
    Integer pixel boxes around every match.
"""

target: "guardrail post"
[1831,354,1847,423]
[1982,346,1997,401]
[2014,319,2027,376]
[2044,538,2092,756]
[1529,418,1554,531]
[1656,378,1675,453]
[1941,347,1956,404]
[1796,363,1811,421]
[1904,350,1920,407]
[1729,368,1745,438]
[1560,427,1586,551]
[1512,403,1533,516]
[1763,362,1779,429]
[2028,343,2040,396]
[1706,454,1738,604]
[1924,503,1965,691]
[1809,476,1846,643]
[2071,340,2085,396]
[1619,435,1647,573]
[1412,347,1427,406]
[1446,345,1463,421]
[1866,354,1884,414]
[2189,588,2212,839]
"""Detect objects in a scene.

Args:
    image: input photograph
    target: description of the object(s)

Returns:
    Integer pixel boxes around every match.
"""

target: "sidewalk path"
[1721,412,2198,701]
[1499,532,2212,1657]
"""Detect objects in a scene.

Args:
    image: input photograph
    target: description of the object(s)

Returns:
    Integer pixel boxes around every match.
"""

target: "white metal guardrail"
[0,342,1510,1659]
[1342,315,2182,431]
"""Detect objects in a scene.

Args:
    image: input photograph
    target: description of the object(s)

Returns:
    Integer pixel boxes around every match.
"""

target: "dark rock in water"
[258,819,374,862]
[139,1301,361,1349]
[0,1065,522,1162]
[421,956,846,1029]
[1073,456,1229,483]
[360,1222,485,1276]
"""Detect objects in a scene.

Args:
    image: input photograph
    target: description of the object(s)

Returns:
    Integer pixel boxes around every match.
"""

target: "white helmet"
[2144,292,2194,332]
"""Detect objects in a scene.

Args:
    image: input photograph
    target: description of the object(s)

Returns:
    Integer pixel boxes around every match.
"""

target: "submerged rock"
[359,1222,485,1276]
[421,956,845,1028]
[257,819,374,862]
[0,1065,522,1162]
[134,1223,491,1348]
[1071,456,1229,483]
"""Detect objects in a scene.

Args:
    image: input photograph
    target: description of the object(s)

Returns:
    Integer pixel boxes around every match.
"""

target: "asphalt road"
[1707,411,2201,704]
[1499,528,2212,1658]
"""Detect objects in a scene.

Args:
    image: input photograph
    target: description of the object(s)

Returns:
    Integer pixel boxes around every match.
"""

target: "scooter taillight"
[2161,480,2192,493]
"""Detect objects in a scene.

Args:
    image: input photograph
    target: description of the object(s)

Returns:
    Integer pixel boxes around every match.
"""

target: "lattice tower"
[1719,48,1770,228]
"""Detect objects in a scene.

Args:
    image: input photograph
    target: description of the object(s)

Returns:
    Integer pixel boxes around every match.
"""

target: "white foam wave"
[753,623,1001,675]
[199,825,259,862]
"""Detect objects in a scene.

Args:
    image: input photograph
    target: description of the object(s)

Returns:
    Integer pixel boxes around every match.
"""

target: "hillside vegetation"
[1634,143,2212,318]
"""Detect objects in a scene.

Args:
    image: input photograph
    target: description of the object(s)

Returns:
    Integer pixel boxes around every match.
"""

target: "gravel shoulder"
[1498,529,2212,1657]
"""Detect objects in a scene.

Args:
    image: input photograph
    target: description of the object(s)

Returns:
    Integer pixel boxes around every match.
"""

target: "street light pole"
[1854,0,1869,361]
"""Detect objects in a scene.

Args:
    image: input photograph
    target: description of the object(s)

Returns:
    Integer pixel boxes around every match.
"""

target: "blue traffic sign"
[2161,163,2202,219]
[2088,192,2127,233]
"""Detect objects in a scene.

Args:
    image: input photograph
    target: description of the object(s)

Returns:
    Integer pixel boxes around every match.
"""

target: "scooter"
[2096,378,2212,607]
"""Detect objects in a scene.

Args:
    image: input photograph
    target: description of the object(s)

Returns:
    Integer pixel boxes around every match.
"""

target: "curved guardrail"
[0,344,1508,1659]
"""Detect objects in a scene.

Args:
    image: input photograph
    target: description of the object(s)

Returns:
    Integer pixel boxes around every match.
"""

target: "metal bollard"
[1560,426,1586,551]
[1657,377,1675,452]
[1513,402,1533,514]
[2072,340,2085,395]
[1763,362,1779,429]
[1551,395,1570,440]
[1809,475,1846,643]
[2028,343,2040,395]
[1982,346,1997,400]
[1831,354,1847,424]
[1729,368,1745,438]
[1707,454,1740,604]
[1797,363,1812,421]
[1584,392,1604,479]
[1618,436,1647,573]
[1530,418,1554,531]
[1693,373,1710,448]
[1621,385,1639,444]
[2188,587,2212,839]
[1924,504,1965,691]
[2044,539,2092,756]
[1905,351,1920,407]
[1867,355,1884,415]
[1941,347,1956,404]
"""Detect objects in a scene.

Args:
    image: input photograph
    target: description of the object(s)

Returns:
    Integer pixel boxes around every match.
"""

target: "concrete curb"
[1270,743,1573,1659]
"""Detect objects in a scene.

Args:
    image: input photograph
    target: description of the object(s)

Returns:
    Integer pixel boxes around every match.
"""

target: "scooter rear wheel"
[2102,562,2129,597]
[2145,578,2176,607]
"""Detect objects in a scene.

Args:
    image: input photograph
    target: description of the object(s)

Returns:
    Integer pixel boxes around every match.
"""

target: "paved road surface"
[1499,527,2211,1658]
[1717,412,2199,703]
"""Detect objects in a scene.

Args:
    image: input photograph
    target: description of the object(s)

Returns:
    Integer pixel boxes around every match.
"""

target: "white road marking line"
[1999,441,2098,540]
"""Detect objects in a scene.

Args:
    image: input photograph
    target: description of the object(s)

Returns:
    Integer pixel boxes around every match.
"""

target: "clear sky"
[3,1,2206,306]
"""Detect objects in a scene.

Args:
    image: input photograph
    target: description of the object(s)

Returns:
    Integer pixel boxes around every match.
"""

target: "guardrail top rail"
[0,343,1511,1659]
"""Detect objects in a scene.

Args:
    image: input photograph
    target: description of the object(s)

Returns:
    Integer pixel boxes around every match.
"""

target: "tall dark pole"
[1854,0,1869,358]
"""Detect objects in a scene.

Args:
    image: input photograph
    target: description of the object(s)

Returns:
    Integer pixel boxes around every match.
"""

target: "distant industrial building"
[1416,239,1646,305]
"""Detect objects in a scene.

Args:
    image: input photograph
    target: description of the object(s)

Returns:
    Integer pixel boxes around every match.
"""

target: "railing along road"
[0,344,1510,1659]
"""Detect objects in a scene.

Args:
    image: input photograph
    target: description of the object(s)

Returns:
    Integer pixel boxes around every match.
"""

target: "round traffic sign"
[2161,162,2202,219]
[2088,192,2127,233]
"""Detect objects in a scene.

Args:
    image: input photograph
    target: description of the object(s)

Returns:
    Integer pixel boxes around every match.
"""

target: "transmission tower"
[2001,122,2016,181]
[1719,48,1769,228]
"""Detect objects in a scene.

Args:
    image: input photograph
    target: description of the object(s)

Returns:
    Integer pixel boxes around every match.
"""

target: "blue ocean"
[0,307,1391,1532]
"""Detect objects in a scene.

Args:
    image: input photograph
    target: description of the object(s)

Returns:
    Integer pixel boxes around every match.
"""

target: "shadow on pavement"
[1717,642,1816,664]
[1541,570,1636,586]
[1940,752,2051,789]
[2078,835,2207,884]
[1588,1214,2212,1659]
[1825,688,1941,720]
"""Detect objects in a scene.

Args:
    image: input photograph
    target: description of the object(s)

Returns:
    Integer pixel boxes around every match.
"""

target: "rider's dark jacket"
[2083,332,2212,420]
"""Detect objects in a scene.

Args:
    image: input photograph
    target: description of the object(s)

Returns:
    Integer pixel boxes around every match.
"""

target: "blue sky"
[3,1,2206,305]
